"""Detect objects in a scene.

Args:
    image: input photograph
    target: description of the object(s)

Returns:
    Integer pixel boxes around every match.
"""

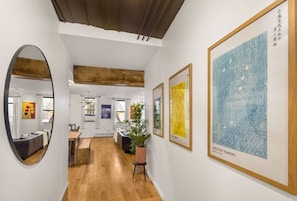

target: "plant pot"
[135,146,147,163]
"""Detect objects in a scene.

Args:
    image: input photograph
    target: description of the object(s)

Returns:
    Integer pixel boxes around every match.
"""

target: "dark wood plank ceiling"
[51,0,184,40]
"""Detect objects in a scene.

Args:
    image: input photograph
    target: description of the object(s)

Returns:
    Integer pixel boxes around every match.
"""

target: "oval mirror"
[4,45,54,165]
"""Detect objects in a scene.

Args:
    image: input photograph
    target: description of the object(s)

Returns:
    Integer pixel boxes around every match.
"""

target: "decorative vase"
[135,146,147,163]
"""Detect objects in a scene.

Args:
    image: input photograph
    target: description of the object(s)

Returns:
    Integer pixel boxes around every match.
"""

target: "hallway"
[62,137,162,201]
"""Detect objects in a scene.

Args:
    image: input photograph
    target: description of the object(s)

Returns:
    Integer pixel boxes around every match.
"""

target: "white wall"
[69,94,82,131]
[145,0,297,201]
[0,1,71,201]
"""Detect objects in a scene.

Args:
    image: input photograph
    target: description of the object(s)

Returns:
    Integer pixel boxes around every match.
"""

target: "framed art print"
[22,102,35,119]
[153,83,164,137]
[208,0,297,194]
[169,63,192,150]
[101,104,111,119]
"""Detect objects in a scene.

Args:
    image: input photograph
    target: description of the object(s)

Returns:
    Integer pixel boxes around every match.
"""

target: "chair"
[132,162,147,181]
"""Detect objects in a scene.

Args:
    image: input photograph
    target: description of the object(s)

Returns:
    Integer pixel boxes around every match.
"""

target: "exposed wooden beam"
[73,65,144,87]
[12,57,51,80]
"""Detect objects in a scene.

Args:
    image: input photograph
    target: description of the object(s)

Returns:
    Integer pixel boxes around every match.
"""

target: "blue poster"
[101,104,111,119]
[212,32,268,159]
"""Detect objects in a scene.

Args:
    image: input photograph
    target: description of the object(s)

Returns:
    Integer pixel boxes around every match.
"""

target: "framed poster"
[169,64,192,150]
[153,83,164,137]
[208,0,297,194]
[22,102,35,119]
[101,104,111,119]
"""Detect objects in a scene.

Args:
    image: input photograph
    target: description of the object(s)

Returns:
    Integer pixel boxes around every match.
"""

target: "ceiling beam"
[12,58,51,80]
[73,65,144,87]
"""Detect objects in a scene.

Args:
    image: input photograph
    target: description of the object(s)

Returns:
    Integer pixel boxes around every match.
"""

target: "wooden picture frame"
[153,83,164,137]
[208,0,297,194]
[169,64,192,150]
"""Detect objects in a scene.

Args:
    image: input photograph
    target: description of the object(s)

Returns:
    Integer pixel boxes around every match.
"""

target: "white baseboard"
[94,133,114,137]
[146,170,164,200]
[59,181,68,201]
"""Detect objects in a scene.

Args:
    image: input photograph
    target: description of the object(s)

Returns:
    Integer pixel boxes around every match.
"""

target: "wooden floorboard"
[62,137,162,201]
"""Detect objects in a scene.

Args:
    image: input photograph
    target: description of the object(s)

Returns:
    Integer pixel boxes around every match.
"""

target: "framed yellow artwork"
[169,63,192,150]
[22,102,35,119]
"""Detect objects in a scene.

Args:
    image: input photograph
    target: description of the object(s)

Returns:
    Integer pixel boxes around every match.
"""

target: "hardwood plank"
[62,137,162,201]
[24,146,46,164]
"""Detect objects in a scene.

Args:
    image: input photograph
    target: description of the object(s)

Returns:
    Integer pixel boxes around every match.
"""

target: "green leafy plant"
[126,102,151,153]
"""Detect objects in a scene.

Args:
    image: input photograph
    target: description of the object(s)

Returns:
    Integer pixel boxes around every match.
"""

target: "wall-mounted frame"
[169,64,192,150]
[208,0,297,194]
[22,102,36,119]
[101,104,111,119]
[153,83,164,137]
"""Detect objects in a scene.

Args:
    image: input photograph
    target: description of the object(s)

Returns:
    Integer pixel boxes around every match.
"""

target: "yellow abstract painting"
[170,81,186,138]
[169,63,192,150]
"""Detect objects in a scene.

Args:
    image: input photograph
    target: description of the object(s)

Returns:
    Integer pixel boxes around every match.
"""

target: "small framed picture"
[153,83,164,137]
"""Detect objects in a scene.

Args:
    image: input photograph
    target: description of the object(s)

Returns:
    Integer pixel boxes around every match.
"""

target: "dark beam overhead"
[51,0,184,40]
[73,65,144,87]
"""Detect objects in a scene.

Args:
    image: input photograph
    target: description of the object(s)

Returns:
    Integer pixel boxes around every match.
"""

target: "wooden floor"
[24,146,47,165]
[62,137,162,201]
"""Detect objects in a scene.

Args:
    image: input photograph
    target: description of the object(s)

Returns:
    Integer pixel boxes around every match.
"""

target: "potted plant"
[126,102,151,162]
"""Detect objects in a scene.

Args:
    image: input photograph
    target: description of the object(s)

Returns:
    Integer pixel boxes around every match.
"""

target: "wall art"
[22,102,35,119]
[101,104,111,119]
[153,83,164,137]
[208,0,297,194]
[169,63,192,150]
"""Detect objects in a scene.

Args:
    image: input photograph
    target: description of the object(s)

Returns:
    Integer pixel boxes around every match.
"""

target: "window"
[42,97,54,123]
[8,97,15,132]
[84,97,95,116]
[83,97,96,122]
[115,100,126,123]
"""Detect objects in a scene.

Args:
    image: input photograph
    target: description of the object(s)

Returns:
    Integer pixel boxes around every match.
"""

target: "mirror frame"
[4,45,54,165]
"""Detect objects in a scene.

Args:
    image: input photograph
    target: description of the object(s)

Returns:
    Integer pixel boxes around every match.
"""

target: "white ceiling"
[10,77,53,96]
[60,23,162,98]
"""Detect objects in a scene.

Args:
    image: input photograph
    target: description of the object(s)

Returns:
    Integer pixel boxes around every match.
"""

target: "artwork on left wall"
[101,104,111,119]
[22,102,35,119]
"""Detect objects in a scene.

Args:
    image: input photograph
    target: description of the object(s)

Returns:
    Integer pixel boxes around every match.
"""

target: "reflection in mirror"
[4,45,54,165]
